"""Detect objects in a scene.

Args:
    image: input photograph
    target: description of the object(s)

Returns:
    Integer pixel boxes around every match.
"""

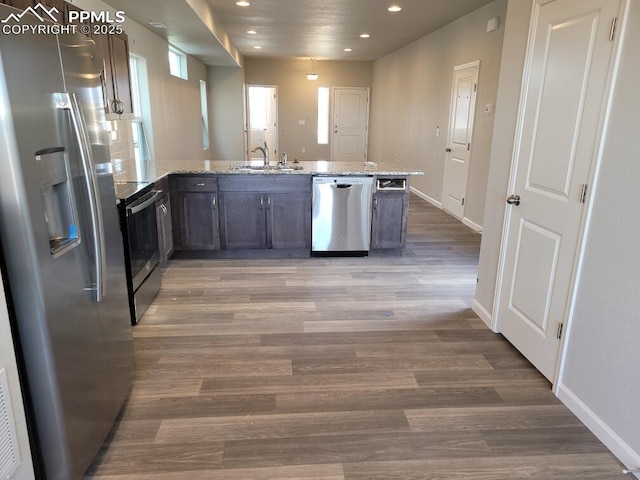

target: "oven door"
[125,190,161,291]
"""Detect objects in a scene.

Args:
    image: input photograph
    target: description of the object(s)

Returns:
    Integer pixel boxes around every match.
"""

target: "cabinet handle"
[192,183,205,187]
[267,196,271,206]
[373,197,378,209]
[212,196,216,207]
[260,197,264,207]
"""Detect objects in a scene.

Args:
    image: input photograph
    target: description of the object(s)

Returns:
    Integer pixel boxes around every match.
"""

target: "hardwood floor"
[85,195,625,479]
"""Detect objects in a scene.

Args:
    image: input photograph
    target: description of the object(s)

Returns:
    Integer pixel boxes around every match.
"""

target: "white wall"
[369,0,507,229]
[208,66,246,160]
[473,0,533,322]
[474,0,640,471]
[558,0,640,470]
[0,276,35,480]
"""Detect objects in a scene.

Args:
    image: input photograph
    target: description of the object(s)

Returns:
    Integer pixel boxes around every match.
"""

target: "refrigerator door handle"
[57,92,106,302]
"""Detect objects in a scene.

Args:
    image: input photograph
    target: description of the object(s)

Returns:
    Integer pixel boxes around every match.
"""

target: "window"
[317,87,329,144]
[168,45,188,80]
[200,80,210,151]
[129,54,154,179]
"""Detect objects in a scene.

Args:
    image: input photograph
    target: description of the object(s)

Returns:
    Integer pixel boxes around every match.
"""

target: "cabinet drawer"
[176,176,218,192]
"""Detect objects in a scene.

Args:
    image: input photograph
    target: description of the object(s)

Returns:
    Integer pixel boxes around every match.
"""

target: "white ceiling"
[103,0,495,65]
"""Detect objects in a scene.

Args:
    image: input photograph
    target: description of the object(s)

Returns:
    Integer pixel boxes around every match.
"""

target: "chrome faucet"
[251,140,269,166]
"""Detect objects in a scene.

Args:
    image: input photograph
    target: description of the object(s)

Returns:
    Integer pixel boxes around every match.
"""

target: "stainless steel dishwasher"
[312,176,374,255]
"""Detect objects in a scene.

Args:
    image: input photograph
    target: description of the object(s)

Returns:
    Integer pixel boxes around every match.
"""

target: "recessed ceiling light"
[247,30,257,35]
[388,5,402,12]
[148,21,167,29]
[236,1,250,6]
[253,45,262,49]
[360,33,370,38]
[344,48,353,52]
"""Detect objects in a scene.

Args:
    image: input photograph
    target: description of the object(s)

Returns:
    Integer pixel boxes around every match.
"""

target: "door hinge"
[461,198,465,206]
[557,322,564,340]
[467,143,471,151]
[609,17,617,41]
[473,83,477,92]
[580,184,588,203]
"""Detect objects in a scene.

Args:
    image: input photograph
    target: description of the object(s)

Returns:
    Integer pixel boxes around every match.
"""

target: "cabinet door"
[371,192,409,249]
[178,192,220,250]
[267,191,311,249]
[91,26,114,113]
[219,192,266,249]
[108,32,133,115]
[6,0,33,9]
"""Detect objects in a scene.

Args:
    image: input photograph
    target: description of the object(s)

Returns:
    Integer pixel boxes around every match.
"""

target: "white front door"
[332,87,369,162]
[495,0,620,381]
[247,85,278,159]
[442,61,479,219]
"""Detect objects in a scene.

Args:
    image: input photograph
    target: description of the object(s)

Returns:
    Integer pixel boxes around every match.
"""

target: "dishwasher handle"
[335,184,353,189]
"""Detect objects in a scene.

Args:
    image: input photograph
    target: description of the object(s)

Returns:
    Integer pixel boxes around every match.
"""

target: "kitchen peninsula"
[134,160,423,258]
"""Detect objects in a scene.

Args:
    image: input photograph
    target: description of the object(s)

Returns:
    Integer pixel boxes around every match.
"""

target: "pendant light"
[306,58,318,81]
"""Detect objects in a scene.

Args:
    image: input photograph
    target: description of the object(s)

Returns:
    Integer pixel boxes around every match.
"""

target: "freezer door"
[57,31,135,475]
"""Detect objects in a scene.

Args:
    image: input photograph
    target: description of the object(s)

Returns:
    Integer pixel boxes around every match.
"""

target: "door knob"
[445,148,452,152]
[506,194,521,206]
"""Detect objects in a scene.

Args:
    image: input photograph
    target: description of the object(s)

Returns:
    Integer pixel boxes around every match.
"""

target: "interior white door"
[332,87,369,162]
[442,61,479,219]
[496,0,620,381]
[247,85,278,159]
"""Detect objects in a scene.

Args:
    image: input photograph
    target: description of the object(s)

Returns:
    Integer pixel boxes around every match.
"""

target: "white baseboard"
[472,299,496,331]
[409,187,442,208]
[556,383,640,478]
[463,217,483,233]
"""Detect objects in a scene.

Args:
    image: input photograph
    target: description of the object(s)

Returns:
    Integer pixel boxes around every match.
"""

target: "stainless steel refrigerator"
[0,6,135,479]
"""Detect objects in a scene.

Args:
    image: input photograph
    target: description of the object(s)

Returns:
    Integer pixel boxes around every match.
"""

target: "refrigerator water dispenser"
[35,147,80,257]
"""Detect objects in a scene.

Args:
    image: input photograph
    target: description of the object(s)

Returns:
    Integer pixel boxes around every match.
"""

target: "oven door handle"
[127,190,161,216]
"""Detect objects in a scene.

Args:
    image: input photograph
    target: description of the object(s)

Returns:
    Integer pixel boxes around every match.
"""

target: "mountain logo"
[1,3,60,23]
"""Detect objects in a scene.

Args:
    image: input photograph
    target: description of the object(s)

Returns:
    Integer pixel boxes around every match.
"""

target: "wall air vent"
[0,368,21,479]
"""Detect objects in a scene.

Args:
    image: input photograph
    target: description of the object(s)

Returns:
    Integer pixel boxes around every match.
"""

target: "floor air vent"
[0,368,20,479]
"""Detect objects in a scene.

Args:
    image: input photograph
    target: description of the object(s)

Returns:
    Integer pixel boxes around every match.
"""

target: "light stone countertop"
[152,160,424,181]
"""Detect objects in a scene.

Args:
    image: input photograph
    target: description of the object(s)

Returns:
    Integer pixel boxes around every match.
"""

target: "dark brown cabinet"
[371,177,410,249]
[268,192,311,249]
[171,176,220,251]
[2,0,34,10]
[93,30,133,117]
[107,32,133,115]
[218,192,266,249]
[218,175,311,250]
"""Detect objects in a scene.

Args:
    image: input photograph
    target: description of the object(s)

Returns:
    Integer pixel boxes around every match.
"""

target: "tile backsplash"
[107,119,138,182]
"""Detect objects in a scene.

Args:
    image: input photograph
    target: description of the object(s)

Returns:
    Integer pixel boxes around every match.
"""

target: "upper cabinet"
[93,30,134,118]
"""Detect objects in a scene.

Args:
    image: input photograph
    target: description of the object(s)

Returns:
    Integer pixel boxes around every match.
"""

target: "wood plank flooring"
[85,195,625,479]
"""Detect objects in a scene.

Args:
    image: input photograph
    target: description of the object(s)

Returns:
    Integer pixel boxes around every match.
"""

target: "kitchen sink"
[229,164,303,172]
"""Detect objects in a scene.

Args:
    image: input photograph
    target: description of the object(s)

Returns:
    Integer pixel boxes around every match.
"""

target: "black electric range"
[114,181,161,325]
